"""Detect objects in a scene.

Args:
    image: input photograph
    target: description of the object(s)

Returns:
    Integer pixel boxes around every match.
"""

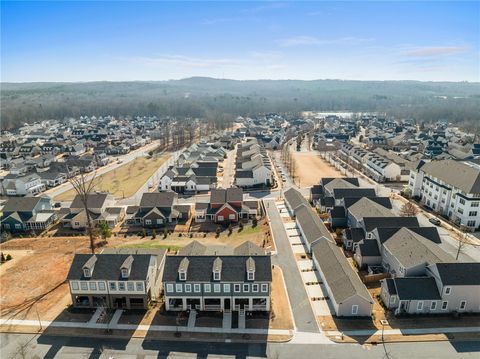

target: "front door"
[224,298,231,310]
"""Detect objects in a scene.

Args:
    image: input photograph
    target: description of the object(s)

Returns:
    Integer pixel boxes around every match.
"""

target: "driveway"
[264,198,319,333]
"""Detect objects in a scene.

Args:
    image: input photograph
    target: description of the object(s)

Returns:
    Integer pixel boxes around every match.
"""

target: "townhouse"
[162,242,272,312]
[234,139,272,188]
[67,248,166,310]
[408,159,480,230]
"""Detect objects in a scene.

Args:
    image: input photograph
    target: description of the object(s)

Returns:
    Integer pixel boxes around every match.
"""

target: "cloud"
[276,36,373,47]
[131,55,240,68]
[404,46,469,57]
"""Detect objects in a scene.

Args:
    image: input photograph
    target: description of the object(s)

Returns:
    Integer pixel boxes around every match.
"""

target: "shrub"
[228,224,233,236]
[152,230,156,239]
[215,226,222,238]
[6,254,12,261]
[238,222,244,232]
[252,218,258,227]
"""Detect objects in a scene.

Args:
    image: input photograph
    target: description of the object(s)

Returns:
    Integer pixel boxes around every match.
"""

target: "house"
[234,139,272,187]
[67,248,166,310]
[126,192,191,228]
[381,263,480,315]
[346,197,393,228]
[408,160,480,230]
[283,187,309,215]
[62,193,124,229]
[194,187,258,223]
[1,196,57,232]
[162,247,272,312]
[1,173,46,196]
[311,239,373,317]
[294,204,332,252]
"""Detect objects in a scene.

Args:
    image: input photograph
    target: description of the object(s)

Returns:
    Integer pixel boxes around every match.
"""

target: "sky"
[1,1,479,82]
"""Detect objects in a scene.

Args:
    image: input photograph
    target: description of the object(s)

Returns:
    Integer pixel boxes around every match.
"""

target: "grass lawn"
[55,154,170,201]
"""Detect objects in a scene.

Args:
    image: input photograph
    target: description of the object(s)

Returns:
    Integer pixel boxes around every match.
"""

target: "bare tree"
[69,169,100,254]
[455,227,472,260]
[399,202,418,217]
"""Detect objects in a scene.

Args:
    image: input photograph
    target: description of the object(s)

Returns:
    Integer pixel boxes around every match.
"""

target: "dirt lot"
[55,154,170,201]
[292,151,342,187]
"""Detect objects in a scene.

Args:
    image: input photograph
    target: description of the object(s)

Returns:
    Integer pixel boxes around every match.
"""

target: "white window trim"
[71,281,79,290]
[89,282,97,291]
[204,284,211,293]
[247,272,255,281]
[261,284,268,293]
[213,271,220,281]
[430,301,437,310]
[185,284,192,293]
[444,286,451,295]
[351,305,359,315]
[459,300,467,311]
[234,284,241,293]
[214,284,221,293]
[179,272,186,281]
[166,284,174,293]
[252,284,259,292]
[243,283,249,292]
[223,284,230,293]
[98,282,106,291]
[175,284,182,293]
[441,301,448,310]
[417,301,424,311]
[194,284,201,293]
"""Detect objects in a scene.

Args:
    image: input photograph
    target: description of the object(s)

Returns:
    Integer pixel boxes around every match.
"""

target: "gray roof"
[374,227,441,245]
[420,160,480,193]
[67,253,157,281]
[348,197,394,221]
[391,277,441,300]
[178,240,265,256]
[312,239,373,304]
[323,178,359,193]
[429,263,480,286]
[140,191,176,208]
[295,204,333,245]
[2,196,50,212]
[383,228,454,269]
[162,255,272,282]
[210,188,243,204]
[363,217,419,232]
[71,193,108,209]
[358,240,381,257]
[284,187,308,211]
[333,188,376,200]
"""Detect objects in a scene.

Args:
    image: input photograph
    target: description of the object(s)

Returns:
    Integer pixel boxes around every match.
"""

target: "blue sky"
[1,1,479,82]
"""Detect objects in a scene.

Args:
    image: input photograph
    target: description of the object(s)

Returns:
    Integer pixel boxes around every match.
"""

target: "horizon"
[2,1,479,83]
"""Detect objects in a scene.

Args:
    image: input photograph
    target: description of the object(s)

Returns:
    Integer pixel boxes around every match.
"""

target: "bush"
[227,224,233,236]
[6,254,12,261]
[215,226,222,238]
[152,230,156,239]
[252,218,258,227]
[238,222,244,232]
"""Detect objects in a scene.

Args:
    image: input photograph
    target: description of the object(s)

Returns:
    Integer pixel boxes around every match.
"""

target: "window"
[179,272,186,281]
[472,202,479,208]
[214,284,221,293]
[83,269,91,278]
[166,284,174,293]
[460,301,467,310]
[3,224,10,229]
[444,287,451,295]
[71,282,79,290]
[441,301,448,310]
[217,215,224,221]
[459,198,466,205]
[247,272,255,281]
[121,269,129,278]
[98,282,106,291]
[194,284,201,293]
[80,282,88,290]
[243,284,249,292]
[458,208,464,214]
[351,305,359,315]
[89,282,97,291]
[261,284,269,293]
[252,284,259,292]
[145,219,151,225]
[175,284,182,292]
[430,301,437,310]
[204,284,211,292]
[109,282,116,291]
[467,220,476,227]
[118,282,125,291]
[136,282,144,291]
[390,296,396,305]
[234,284,241,292]
[229,214,235,220]
[469,211,477,217]
[127,282,134,291]
[223,284,230,293]
[417,301,424,311]
[185,284,192,292]
[213,271,220,281]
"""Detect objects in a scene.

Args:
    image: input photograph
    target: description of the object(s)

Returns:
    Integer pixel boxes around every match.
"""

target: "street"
[1,333,479,358]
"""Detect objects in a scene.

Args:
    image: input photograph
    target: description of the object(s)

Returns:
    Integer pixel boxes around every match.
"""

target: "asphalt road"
[1,333,479,358]
[264,198,318,333]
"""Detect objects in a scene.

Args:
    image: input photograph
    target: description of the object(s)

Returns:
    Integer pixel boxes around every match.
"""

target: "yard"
[54,154,170,201]
[292,151,343,187]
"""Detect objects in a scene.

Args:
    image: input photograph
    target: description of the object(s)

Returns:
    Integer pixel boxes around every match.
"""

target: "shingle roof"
[333,188,376,200]
[210,188,243,204]
[383,228,454,269]
[420,160,480,193]
[375,227,441,245]
[363,217,419,232]
[430,263,480,285]
[295,204,333,245]
[284,188,308,211]
[162,255,272,282]
[358,240,381,257]
[348,197,394,221]
[312,240,373,304]
[71,193,108,209]
[140,191,176,208]
[2,196,48,212]
[67,253,156,281]
[392,277,441,300]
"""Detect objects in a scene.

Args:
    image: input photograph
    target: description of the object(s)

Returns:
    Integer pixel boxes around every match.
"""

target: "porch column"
[182,298,187,310]
[248,298,253,311]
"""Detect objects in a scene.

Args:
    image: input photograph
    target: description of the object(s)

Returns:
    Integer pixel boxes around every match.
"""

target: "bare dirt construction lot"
[55,154,170,201]
[292,151,342,187]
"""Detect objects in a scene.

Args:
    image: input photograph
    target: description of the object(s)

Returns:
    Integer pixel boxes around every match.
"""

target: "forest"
[1,77,479,130]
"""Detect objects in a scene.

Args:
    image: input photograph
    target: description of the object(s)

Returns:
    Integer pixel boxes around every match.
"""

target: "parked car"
[429,217,441,226]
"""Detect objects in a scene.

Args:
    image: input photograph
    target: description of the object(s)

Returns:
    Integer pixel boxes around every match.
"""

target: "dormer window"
[121,268,129,278]
[83,268,91,278]
[82,255,97,278]
[246,257,255,281]
[120,255,134,279]
[248,271,255,281]
[213,257,222,281]
[213,271,221,281]
[179,271,186,281]
[179,257,189,281]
